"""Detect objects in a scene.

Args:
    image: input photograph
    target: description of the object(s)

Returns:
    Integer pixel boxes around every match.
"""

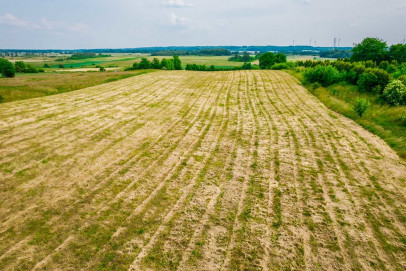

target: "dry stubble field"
[0,70,405,270]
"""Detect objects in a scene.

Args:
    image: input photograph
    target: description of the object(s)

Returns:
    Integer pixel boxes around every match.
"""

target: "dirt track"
[0,70,405,270]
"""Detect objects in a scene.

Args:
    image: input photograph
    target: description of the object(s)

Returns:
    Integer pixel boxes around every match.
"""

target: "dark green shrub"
[311,82,321,90]
[304,65,340,86]
[382,80,406,106]
[271,63,289,70]
[26,65,39,73]
[357,72,379,92]
[15,61,27,72]
[242,62,252,70]
[354,98,370,117]
[99,67,106,72]
[0,59,16,77]
[367,68,390,92]
[345,69,357,84]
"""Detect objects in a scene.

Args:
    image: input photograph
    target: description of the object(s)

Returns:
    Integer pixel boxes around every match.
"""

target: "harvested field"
[0,70,405,270]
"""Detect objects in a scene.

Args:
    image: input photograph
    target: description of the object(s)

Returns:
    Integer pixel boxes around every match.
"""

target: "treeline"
[67,52,111,60]
[320,49,352,58]
[129,53,288,72]
[127,55,182,70]
[228,52,255,62]
[151,48,232,56]
[185,62,255,71]
[15,61,45,73]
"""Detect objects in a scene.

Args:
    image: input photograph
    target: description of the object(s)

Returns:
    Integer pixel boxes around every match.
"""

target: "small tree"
[354,98,370,117]
[151,58,161,69]
[173,55,182,70]
[275,53,287,63]
[382,80,406,106]
[242,62,252,70]
[259,52,275,69]
[138,58,151,69]
[0,59,16,77]
[99,66,106,72]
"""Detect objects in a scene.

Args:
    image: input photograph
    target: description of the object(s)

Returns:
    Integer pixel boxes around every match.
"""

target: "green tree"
[351,38,388,63]
[152,58,161,69]
[242,62,252,70]
[389,44,406,63]
[14,61,27,73]
[357,72,378,92]
[161,58,174,70]
[0,59,16,77]
[173,55,182,70]
[138,58,151,69]
[275,53,287,63]
[259,52,275,69]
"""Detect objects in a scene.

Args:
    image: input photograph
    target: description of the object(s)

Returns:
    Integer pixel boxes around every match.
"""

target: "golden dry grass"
[0,70,405,270]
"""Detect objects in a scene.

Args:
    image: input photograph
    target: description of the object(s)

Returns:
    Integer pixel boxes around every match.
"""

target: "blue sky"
[0,0,405,49]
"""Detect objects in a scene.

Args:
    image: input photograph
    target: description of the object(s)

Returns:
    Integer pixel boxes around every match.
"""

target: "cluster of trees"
[185,62,255,71]
[15,61,44,73]
[0,59,50,77]
[185,64,217,71]
[300,59,406,106]
[67,52,110,60]
[128,55,182,70]
[258,52,287,69]
[196,48,232,56]
[228,52,255,62]
[351,38,406,63]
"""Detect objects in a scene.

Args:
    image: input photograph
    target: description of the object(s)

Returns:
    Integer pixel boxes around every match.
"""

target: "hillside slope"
[0,70,405,270]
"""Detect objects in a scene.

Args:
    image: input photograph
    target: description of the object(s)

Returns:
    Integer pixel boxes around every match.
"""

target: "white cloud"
[163,0,194,8]
[0,13,28,27]
[302,0,311,5]
[168,13,188,26]
[0,13,89,33]
[38,18,88,32]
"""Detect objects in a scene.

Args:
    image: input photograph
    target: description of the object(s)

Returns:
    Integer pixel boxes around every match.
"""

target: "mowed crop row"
[0,70,405,270]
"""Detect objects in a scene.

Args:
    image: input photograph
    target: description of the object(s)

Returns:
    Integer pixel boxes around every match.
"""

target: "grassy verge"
[286,70,406,159]
[0,70,155,103]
